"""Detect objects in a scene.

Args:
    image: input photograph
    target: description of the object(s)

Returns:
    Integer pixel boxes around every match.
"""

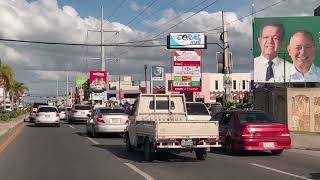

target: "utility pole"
[150,67,152,94]
[101,6,105,71]
[144,64,147,93]
[222,11,231,101]
[118,75,121,99]
[70,87,73,106]
[56,79,59,104]
[66,71,69,106]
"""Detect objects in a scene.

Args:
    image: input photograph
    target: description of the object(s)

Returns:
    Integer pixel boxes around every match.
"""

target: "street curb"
[0,114,28,144]
[291,147,320,151]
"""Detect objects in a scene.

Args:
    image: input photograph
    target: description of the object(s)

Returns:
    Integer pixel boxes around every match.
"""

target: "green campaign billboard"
[76,77,88,88]
[253,16,320,83]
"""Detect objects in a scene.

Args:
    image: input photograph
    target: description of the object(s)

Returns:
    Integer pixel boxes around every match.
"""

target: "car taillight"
[197,140,204,145]
[97,116,105,123]
[242,127,254,137]
[281,127,290,137]
[72,109,77,113]
[56,113,59,117]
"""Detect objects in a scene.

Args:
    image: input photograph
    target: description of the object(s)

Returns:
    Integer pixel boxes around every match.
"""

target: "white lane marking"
[250,163,312,180]
[124,163,154,180]
[87,137,99,145]
[68,125,76,129]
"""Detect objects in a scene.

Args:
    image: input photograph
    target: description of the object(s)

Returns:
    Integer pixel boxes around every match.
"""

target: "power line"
[206,0,287,32]
[126,0,159,25]
[107,0,127,20]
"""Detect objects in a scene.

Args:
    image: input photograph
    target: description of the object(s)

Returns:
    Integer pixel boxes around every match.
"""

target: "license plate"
[81,112,85,115]
[181,140,193,146]
[263,142,275,148]
[111,119,120,124]
[45,115,50,118]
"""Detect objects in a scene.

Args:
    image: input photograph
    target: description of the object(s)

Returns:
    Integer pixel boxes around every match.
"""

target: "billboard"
[172,50,202,92]
[253,16,320,83]
[151,66,164,81]
[89,71,107,92]
[167,32,206,49]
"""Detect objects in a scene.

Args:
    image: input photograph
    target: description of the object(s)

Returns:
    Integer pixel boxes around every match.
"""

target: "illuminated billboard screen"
[253,16,320,83]
[89,71,107,92]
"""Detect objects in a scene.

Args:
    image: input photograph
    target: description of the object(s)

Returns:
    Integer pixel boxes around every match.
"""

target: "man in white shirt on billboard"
[287,31,320,82]
[254,22,292,83]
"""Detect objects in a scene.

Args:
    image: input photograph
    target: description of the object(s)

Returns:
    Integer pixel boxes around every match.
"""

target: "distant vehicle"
[34,105,60,127]
[86,107,129,137]
[69,104,91,124]
[29,102,48,122]
[186,102,211,121]
[4,104,12,112]
[65,107,72,120]
[209,102,223,116]
[211,110,291,155]
[58,107,67,120]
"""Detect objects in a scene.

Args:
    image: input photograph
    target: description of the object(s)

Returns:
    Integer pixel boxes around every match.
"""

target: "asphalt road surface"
[1,121,319,180]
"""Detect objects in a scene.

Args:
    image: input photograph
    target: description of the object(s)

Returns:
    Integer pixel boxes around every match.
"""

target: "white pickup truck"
[124,94,220,161]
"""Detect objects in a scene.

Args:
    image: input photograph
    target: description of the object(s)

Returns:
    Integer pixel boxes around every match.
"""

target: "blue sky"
[57,0,251,31]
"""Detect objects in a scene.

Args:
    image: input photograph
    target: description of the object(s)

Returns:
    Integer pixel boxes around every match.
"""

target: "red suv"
[211,110,291,155]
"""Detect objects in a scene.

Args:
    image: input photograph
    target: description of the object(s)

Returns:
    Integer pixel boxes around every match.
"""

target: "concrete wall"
[287,88,320,132]
[254,87,320,132]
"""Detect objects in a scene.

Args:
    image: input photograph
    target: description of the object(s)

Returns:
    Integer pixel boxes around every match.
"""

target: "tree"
[9,80,29,108]
[0,64,15,107]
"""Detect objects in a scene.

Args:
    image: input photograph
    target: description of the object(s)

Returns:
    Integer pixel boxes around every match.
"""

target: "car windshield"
[74,105,91,110]
[186,103,209,115]
[38,107,57,112]
[237,112,277,124]
[99,108,126,114]
[33,103,47,108]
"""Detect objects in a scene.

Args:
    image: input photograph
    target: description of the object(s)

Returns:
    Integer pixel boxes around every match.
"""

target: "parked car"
[186,102,211,121]
[29,102,48,122]
[69,104,91,124]
[211,110,291,155]
[86,107,129,137]
[34,105,60,127]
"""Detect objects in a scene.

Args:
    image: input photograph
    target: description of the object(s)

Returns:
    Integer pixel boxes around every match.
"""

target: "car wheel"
[271,149,284,156]
[195,149,207,160]
[86,125,90,135]
[144,138,155,162]
[125,133,133,152]
[225,138,235,155]
[56,123,60,127]
[68,119,73,124]
[91,126,98,138]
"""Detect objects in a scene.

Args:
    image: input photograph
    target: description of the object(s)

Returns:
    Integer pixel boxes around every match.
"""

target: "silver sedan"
[86,107,129,137]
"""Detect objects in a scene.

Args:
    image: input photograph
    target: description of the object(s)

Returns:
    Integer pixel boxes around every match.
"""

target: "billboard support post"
[222,11,232,102]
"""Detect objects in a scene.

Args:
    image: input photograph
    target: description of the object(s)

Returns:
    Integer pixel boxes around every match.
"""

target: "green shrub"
[0,110,29,121]
[223,100,235,110]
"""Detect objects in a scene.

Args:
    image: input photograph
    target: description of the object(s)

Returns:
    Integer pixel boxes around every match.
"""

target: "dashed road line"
[68,125,76,129]
[124,163,154,180]
[250,163,312,180]
[87,137,99,145]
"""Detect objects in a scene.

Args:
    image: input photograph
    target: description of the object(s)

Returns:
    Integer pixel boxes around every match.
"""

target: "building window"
[242,80,245,90]
[215,80,218,90]
[233,80,236,90]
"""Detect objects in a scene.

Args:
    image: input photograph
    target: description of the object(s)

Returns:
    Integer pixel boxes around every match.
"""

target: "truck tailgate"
[157,121,219,139]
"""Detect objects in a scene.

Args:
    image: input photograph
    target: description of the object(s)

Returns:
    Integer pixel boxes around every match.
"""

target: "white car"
[34,105,60,127]
[69,104,91,123]
[186,102,212,121]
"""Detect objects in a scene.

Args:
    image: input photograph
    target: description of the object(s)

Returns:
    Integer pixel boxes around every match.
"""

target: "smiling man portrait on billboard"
[254,22,292,83]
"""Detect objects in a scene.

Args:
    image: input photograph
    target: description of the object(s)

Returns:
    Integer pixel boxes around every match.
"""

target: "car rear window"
[33,103,47,108]
[149,100,175,110]
[237,112,276,124]
[99,108,126,114]
[186,103,209,115]
[38,107,57,112]
[74,105,91,110]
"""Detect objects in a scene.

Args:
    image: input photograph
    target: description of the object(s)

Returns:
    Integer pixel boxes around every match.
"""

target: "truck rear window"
[99,108,126,114]
[74,105,91,110]
[149,100,175,110]
[186,103,209,115]
[38,107,57,112]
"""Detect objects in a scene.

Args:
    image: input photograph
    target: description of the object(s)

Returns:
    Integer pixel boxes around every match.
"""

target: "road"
[0,122,319,180]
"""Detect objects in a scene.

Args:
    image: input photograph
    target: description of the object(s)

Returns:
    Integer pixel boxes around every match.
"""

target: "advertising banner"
[90,92,107,101]
[172,50,202,92]
[167,32,206,49]
[89,71,107,92]
[253,16,320,83]
[151,66,164,81]
[76,77,88,88]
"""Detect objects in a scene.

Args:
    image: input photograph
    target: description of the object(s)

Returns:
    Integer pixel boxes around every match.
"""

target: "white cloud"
[129,1,140,12]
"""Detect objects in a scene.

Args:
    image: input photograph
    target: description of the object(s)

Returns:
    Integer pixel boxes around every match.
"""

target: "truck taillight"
[97,116,105,123]
[72,109,77,113]
[197,140,204,145]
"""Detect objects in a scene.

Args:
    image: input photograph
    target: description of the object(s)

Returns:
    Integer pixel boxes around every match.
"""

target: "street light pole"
[144,64,147,93]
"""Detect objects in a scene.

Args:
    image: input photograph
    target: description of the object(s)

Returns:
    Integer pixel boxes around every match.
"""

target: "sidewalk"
[0,114,28,142]
[290,132,320,151]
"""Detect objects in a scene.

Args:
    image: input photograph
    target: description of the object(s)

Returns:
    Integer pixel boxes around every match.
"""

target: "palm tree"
[0,64,15,107]
[9,80,29,109]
